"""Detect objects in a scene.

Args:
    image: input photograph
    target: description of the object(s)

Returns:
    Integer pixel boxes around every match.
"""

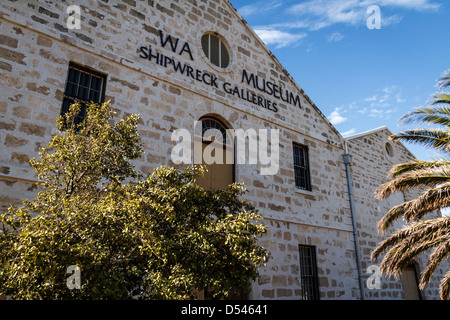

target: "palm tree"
[372,70,450,300]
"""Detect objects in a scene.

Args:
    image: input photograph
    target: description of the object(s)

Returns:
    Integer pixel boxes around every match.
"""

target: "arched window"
[195,117,232,147]
[195,117,234,190]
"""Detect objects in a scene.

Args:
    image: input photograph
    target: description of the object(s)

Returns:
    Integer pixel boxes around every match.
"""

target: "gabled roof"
[345,126,417,159]
[344,126,391,140]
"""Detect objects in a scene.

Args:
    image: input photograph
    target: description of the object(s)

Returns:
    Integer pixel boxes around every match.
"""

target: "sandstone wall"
[347,128,445,299]
[0,0,402,300]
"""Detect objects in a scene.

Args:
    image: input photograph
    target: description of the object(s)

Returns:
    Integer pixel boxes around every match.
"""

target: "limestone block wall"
[346,128,446,299]
[255,219,359,299]
[0,0,368,299]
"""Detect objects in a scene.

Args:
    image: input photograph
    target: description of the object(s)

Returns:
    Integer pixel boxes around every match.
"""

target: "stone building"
[0,0,446,299]
[345,127,446,300]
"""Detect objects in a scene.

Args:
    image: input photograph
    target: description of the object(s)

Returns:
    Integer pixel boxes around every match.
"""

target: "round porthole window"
[385,142,395,158]
[201,33,230,69]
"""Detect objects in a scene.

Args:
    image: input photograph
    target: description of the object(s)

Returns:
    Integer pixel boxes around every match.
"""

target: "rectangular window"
[61,62,106,126]
[298,245,320,300]
[293,143,311,191]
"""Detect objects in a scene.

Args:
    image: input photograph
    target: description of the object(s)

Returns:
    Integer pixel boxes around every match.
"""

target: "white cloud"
[328,108,348,125]
[364,95,378,102]
[382,85,396,94]
[241,0,440,51]
[327,32,344,42]
[337,85,405,120]
[363,85,399,106]
[357,107,368,114]
[238,0,284,17]
[254,28,307,48]
[377,0,441,10]
[369,108,384,116]
[342,128,357,137]
[396,96,406,103]
[359,86,402,118]
[290,0,362,28]
[285,0,440,30]
[369,108,396,118]
[382,13,404,26]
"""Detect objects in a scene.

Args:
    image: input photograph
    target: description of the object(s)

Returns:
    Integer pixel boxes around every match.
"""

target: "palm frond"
[399,105,450,127]
[431,93,450,106]
[373,216,450,261]
[437,71,450,90]
[420,238,450,290]
[439,270,450,300]
[372,217,450,299]
[405,184,450,220]
[372,224,414,261]
[377,201,411,233]
[388,159,450,178]
[377,188,449,233]
[390,129,450,153]
[380,236,445,280]
[376,166,450,200]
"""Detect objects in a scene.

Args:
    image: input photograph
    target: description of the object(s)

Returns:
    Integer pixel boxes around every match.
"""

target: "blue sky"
[231,0,450,160]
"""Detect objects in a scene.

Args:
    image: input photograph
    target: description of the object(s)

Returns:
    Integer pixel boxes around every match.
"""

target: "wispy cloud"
[288,0,440,30]
[342,128,357,137]
[328,107,348,125]
[253,28,307,49]
[350,85,406,119]
[328,85,406,127]
[240,0,441,48]
[377,0,440,10]
[326,32,344,42]
[238,0,283,17]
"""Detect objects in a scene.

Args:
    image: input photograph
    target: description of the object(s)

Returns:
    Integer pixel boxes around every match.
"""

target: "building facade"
[0,0,446,299]
[345,127,446,299]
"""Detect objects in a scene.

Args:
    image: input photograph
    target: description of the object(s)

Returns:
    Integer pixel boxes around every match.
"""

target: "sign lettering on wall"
[138,30,303,117]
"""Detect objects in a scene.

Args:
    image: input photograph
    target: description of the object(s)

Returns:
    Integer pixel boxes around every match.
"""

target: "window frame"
[293,143,312,191]
[298,244,320,300]
[201,33,230,69]
[196,117,231,147]
[194,116,236,191]
[60,62,107,125]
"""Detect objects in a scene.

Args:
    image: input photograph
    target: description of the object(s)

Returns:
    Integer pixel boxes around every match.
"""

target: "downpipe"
[343,141,365,300]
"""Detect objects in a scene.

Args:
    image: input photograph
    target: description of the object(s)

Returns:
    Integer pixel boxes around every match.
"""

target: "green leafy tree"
[0,101,269,299]
[372,71,450,300]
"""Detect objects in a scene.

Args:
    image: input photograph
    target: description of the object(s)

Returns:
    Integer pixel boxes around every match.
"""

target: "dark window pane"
[61,97,71,115]
[94,91,100,102]
[201,34,209,58]
[80,72,89,87]
[220,41,230,68]
[78,86,87,100]
[60,63,106,126]
[299,245,320,300]
[66,82,77,97]
[68,68,78,83]
[293,144,311,191]
[89,89,97,101]
[210,35,220,67]
[92,76,101,91]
